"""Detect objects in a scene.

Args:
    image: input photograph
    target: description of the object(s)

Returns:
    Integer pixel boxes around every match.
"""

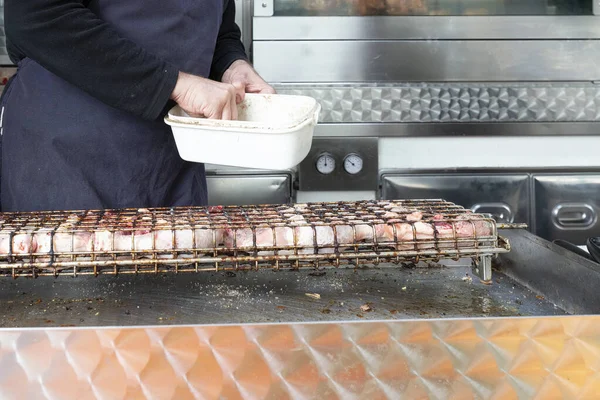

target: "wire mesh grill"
[0,200,510,277]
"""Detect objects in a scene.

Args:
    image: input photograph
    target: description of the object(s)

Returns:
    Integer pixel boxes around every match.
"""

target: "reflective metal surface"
[254,15,600,40]
[206,173,292,205]
[496,229,600,315]
[0,262,565,328]
[0,2,10,66]
[4,316,600,399]
[0,229,594,325]
[270,0,591,16]
[533,174,600,244]
[313,122,600,137]
[254,0,274,16]
[381,173,531,225]
[277,83,600,124]
[255,40,600,82]
[233,0,253,57]
[0,227,599,399]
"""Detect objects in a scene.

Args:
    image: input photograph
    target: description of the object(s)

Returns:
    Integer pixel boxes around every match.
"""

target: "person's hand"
[221,60,276,104]
[170,72,242,120]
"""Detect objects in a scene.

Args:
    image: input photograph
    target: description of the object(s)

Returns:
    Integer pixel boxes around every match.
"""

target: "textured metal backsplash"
[1,317,600,399]
[276,83,600,123]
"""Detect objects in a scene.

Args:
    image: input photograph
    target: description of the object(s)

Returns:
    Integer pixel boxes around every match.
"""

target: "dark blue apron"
[0,0,224,212]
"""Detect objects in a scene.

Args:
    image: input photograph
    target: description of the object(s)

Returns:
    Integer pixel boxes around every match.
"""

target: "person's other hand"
[221,60,276,104]
[170,72,239,120]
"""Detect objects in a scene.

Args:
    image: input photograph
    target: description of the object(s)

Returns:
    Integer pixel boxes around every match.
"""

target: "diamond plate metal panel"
[276,84,600,123]
[1,316,599,399]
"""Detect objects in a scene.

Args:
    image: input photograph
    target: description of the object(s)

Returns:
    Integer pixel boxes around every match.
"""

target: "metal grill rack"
[0,200,510,279]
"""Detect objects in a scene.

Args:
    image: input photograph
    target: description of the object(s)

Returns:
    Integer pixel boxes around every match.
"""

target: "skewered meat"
[0,203,494,258]
[223,211,337,254]
[224,225,338,254]
[374,213,494,250]
[36,230,94,253]
[92,228,224,252]
[0,227,226,256]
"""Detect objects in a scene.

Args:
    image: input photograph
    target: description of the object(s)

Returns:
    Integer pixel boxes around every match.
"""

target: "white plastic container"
[164,93,321,170]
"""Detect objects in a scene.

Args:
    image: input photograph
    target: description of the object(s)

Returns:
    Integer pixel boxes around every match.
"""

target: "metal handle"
[552,203,597,229]
[558,214,588,224]
[471,202,514,224]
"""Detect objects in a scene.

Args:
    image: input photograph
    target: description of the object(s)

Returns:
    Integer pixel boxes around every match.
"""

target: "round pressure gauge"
[343,153,364,175]
[315,153,336,175]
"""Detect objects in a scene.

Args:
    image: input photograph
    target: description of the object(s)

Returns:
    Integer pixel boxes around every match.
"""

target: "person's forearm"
[209,0,248,82]
[5,0,178,120]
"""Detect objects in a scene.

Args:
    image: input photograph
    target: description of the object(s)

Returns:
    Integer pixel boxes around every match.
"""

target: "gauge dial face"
[315,153,336,175]
[343,153,363,175]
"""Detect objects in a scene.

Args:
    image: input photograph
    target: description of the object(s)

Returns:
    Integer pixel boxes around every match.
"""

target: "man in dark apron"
[1,0,274,212]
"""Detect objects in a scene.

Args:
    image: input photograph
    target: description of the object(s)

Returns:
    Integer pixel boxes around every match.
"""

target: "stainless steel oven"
[253,0,600,136]
[253,0,599,83]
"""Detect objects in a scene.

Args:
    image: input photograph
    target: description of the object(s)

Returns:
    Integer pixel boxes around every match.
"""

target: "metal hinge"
[254,0,273,17]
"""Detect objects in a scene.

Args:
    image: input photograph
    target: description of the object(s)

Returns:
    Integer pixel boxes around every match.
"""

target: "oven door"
[253,0,600,83]
[381,172,531,225]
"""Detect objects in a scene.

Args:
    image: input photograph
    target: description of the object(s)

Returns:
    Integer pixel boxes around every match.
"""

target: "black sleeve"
[5,0,179,120]
[209,0,249,82]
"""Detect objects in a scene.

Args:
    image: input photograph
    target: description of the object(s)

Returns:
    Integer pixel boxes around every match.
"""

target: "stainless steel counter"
[0,262,565,329]
[0,229,599,399]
